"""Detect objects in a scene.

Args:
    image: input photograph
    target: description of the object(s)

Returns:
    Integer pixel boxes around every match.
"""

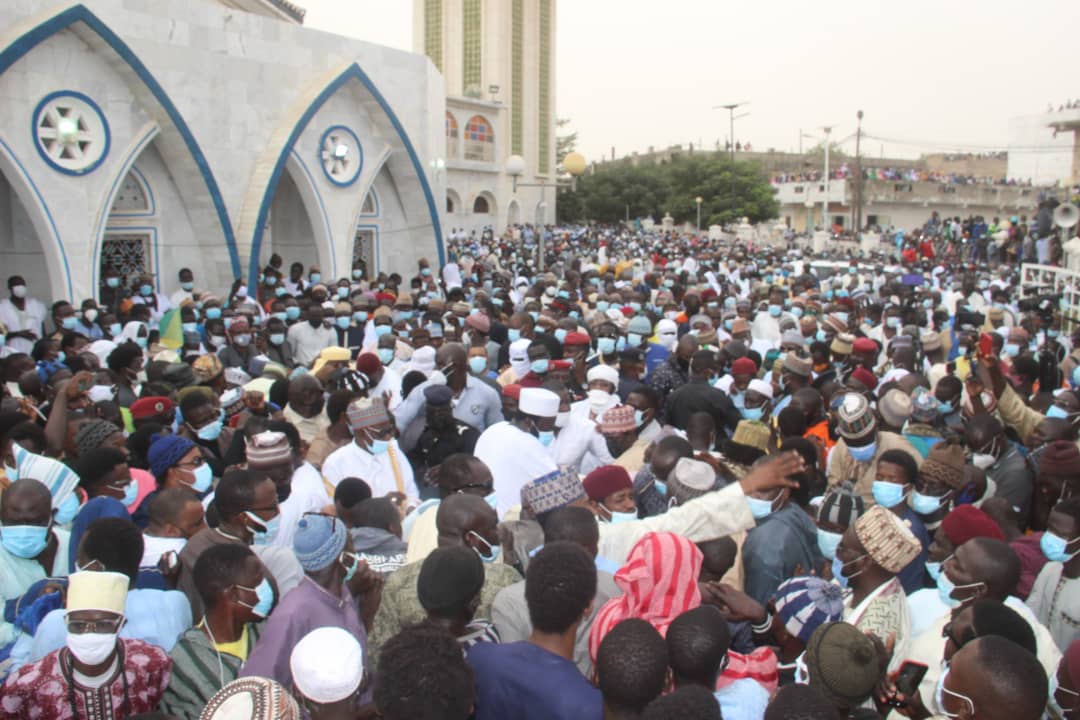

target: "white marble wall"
[0,0,446,302]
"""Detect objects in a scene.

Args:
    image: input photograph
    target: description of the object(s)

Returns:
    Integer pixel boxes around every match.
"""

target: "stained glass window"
[464,115,494,162]
[446,111,459,159]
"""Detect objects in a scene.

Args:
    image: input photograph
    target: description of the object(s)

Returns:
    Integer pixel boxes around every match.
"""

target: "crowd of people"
[770,165,1034,187]
[0,225,1079,720]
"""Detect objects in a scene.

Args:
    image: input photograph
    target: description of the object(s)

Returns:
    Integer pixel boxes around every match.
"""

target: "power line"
[861,131,1073,154]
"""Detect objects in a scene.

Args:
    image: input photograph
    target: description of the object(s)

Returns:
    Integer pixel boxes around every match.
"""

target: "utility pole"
[855,110,864,233]
[714,102,749,221]
[822,126,833,233]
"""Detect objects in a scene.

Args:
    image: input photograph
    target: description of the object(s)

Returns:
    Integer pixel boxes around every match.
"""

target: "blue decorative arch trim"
[247,63,445,288]
[0,4,241,278]
[31,90,111,176]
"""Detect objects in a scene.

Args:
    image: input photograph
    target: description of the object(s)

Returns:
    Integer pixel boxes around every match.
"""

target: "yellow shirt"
[203,622,250,661]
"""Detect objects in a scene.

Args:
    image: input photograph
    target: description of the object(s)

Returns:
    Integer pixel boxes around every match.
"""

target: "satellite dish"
[1054,203,1079,229]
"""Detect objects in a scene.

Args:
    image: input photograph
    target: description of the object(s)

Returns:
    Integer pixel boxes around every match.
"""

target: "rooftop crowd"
[0,221,1078,720]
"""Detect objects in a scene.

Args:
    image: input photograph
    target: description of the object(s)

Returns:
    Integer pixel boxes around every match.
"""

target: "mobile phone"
[894,660,928,699]
[979,332,994,357]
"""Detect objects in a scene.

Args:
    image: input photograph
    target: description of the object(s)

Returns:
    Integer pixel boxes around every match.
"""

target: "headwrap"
[589,532,702,662]
[74,419,121,458]
[940,504,1005,546]
[293,513,347,572]
[36,360,67,384]
[147,433,196,479]
[773,576,846,644]
[854,505,921,573]
[15,444,79,509]
[1040,440,1080,475]
[246,431,292,469]
[508,339,532,378]
[66,496,130,573]
[582,465,633,502]
[920,442,967,490]
[520,469,585,516]
[289,627,364,705]
[200,677,301,720]
[805,622,879,709]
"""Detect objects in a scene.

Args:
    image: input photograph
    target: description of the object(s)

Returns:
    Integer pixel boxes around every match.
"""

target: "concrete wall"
[1007,110,1076,186]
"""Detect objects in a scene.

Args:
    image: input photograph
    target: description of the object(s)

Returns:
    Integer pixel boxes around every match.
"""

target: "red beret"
[375,292,396,305]
[563,332,591,347]
[502,384,522,399]
[549,299,571,313]
[731,357,757,375]
[620,306,635,317]
[551,359,572,371]
[701,288,718,300]
[582,465,633,502]
[130,396,173,420]
[835,297,856,310]
[849,366,878,391]
[941,505,1005,546]
[356,352,382,375]
[852,337,878,354]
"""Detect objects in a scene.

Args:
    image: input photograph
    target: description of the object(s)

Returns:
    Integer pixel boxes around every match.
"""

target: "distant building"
[415,0,558,236]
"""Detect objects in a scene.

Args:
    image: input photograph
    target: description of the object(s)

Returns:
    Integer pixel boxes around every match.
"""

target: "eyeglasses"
[176,456,207,469]
[65,613,124,634]
[456,484,494,494]
[367,426,394,440]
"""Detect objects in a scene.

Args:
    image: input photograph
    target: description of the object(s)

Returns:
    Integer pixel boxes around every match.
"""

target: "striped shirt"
[160,623,261,719]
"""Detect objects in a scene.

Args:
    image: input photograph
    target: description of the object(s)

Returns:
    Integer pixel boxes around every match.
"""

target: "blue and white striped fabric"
[14,443,80,509]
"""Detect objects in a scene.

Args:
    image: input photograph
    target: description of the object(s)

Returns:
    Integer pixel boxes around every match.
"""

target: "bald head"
[1,478,53,526]
[960,537,1021,601]
[436,342,467,369]
[436,494,496,546]
[949,636,1047,720]
[676,335,700,359]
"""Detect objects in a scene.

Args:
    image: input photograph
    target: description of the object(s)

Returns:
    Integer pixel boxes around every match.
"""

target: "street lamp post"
[855,110,864,233]
[506,152,587,270]
[822,126,833,233]
[695,196,703,234]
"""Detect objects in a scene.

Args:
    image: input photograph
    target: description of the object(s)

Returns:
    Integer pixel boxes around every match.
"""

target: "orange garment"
[804,421,835,470]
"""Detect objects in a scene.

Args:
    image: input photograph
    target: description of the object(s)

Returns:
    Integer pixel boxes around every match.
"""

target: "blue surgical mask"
[483,493,498,511]
[1,524,50,558]
[816,329,827,342]
[270,333,286,346]
[741,406,765,422]
[206,307,223,320]
[120,480,139,506]
[832,553,865,589]
[603,506,638,524]
[369,438,390,454]
[847,441,878,463]
[596,301,610,312]
[265,276,277,287]
[181,281,195,291]
[925,560,942,581]
[237,578,275,618]
[536,430,555,447]
[911,490,948,516]
[768,304,782,317]
[634,409,645,427]
[109,323,122,337]
[597,337,616,355]
[245,511,280,546]
[54,493,80,525]
[1004,343,1020,358]
[816,528,842,560]
[182,462,213,494]
[936,570,983,609]
[469,530,501,563]
[61,316,77,330]
[886,317,901,329]
[653,479,667,497]
[285,306,301,321]
[309,273,322,284]
[340,552,360,581]
[336,316,351,329]
[1047,405,1071,420]
[135,337,148,349]
[791,307,803,319]
[628,332,644,347]
[140,284,153,297]
[871,480,908,509]
[746,493,779,520]
[377,348,394,365]
[182,322,198,334]
[507,328,521,343]
[555,328,568,343]
[275,286,288,297]
[1041,531,1080,563]
[106,277,121,289]
[375,325,393,338]
[468,356,488,375]
[354,311,368,323]
[195,420,223,442]
[530,359,549,375]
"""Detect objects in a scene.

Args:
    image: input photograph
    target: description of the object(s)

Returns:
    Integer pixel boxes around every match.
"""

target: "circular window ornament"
[32,91,110,176]
[319,125,363,187]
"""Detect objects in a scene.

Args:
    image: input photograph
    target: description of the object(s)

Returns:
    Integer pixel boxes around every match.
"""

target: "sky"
[301,0,1078,163]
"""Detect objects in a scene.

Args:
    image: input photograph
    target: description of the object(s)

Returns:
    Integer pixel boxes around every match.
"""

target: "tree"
[557,154,778,225]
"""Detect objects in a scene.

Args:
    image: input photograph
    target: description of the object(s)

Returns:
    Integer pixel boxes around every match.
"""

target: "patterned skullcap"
[668,457,716,504]
[910,387,938,423]
[830,333,854,355]
[783,352,813,378]
[293,513,347,572]
[246,431,292,469]
[878,389,912,427]
[599,405,636,435]
[817,481,866,528]
[520,468,585,516]
[346,397,388,432]
[772,576,846,644]
[920,442,967,490]
[854,505,921,573]
[836,393,876,441]
[732,420,771,452]
[200,677,300,720]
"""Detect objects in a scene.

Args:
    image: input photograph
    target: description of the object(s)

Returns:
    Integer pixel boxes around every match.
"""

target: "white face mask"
[67,630,119,665]
[11,285,27,299]
[555,411,571,428]
[587,389,612,414]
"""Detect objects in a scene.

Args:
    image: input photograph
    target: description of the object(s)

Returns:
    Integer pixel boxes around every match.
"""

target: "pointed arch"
[242,62,444,288]
[0,3,241,278]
